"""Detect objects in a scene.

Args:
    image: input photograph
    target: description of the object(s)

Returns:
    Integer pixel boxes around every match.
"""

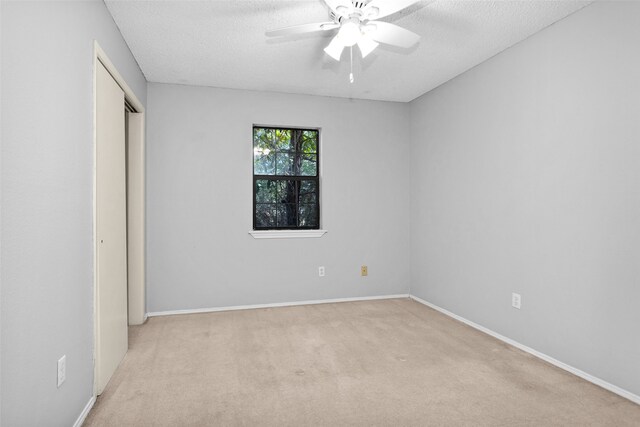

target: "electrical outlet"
[318,266,325,277]
[361,265,368,276]
[57,355,66,388]
[512,293,522,309]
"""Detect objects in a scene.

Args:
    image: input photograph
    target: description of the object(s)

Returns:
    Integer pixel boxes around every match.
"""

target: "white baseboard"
[409,295,640,406]
[147,294,410,317]
[73,395,96,427]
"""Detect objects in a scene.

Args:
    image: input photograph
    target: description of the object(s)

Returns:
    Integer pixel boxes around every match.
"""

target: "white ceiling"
[105,0,591,102]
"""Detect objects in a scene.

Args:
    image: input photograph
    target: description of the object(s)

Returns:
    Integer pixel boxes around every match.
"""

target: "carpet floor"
[84,298,640,426]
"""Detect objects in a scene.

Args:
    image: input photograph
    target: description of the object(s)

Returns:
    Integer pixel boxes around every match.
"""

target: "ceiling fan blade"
[365,0,420,20]
[266,22,339,37]
[365,22,420,49]
[324,35,345,61]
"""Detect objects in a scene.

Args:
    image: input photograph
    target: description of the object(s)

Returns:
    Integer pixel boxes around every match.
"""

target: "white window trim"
[249,229,328,239]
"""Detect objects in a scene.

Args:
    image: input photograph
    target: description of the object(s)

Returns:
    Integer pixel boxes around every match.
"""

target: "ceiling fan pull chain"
[349,46,354,83]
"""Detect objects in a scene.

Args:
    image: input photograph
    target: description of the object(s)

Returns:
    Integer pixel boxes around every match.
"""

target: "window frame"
[252,125,322,231]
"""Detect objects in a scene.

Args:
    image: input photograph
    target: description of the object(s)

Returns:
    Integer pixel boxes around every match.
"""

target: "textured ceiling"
[105,0,591,102]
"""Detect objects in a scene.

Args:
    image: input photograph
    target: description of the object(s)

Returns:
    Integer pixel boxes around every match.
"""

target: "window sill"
[249,230,328,239]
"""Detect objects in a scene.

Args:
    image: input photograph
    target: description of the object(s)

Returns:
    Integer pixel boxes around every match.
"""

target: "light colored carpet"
[84,298,640,426]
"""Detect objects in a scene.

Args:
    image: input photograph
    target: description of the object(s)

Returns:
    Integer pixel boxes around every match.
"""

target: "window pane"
[299,180,317,204]
[300,154,317,176]
[255,204,276,228]
[254,128,275,149]
[276,180,297,204]
[277,204,297,227]
[289,129,305,151]
[276,152,317,176]
[298,204,318,227]
[275,152,294,175]
[301,131,317,153]
[254,153,275,175]
[274,129,292,150]
[253,127,265,146]
[255,180,277,203]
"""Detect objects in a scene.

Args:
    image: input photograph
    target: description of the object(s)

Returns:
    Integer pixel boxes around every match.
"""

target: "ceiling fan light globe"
[324,37,345,61]
[337,21,361,47]
[357,36,379,58]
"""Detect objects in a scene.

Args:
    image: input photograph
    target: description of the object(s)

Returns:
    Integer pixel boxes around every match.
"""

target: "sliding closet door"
[127,112,145,325]
[96,61,128,394]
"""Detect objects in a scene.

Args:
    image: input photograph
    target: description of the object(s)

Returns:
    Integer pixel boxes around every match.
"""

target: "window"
[253,126,320,230]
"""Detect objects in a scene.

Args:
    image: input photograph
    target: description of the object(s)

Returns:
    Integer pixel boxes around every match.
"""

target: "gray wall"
[410,1,640,396]
[146,83,410,312]
[1,1,146,425]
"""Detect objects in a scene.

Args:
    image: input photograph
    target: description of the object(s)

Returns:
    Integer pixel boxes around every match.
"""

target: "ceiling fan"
[266,0,421,62]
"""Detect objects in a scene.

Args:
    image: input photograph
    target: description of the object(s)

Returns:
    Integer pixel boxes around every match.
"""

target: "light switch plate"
[57,355,66,388]
[512,293,522,309]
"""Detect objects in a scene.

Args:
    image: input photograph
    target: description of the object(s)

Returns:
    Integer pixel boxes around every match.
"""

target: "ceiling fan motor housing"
[330,0,378,47]
[331,1,371,23]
